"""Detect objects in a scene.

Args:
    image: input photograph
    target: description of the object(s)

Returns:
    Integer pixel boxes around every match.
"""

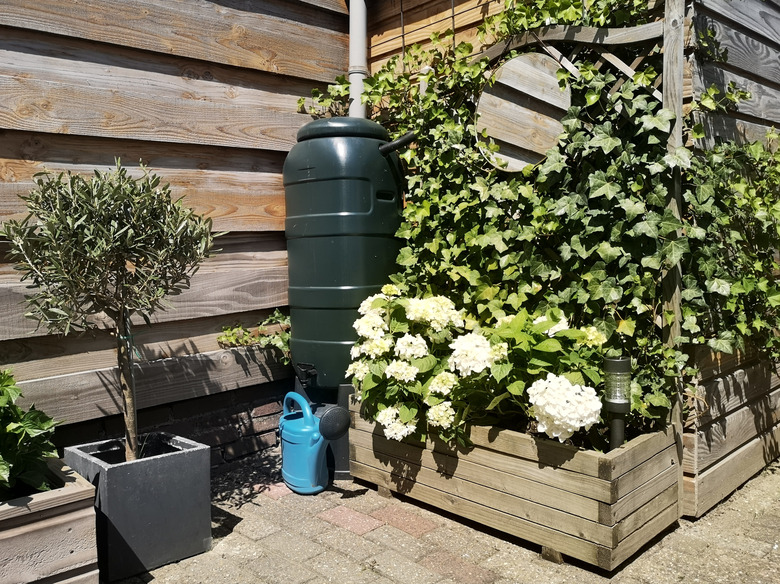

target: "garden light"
[604,356,631,451]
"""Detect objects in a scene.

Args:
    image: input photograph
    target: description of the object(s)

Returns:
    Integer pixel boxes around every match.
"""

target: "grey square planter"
[64,432,212,582]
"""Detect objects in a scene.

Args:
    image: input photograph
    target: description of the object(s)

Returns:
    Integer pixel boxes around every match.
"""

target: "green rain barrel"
[284,118,404,390]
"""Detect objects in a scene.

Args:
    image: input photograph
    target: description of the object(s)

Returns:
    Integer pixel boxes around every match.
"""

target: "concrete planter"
[0,459,98,584]
[64,432,212,582]
[349,402,680,571]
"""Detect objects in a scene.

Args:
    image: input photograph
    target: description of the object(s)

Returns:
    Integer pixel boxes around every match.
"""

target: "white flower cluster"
[448,333,508,377]
[358,293,388,316]
[385,359,419,383]
[527,373,602,442]
[533,315,570,336]
[345,361,370,382]
[353,311,388,340]
[581,326,607,347]
[406,296,464,331]
[375,406,417,441]
[429,371,458,396]
[426,401,455,429]
[394,333,428,360]
[354,336,393,358]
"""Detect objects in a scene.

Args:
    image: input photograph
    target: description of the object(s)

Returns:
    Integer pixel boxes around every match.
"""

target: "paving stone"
[307,548,392,584]
[261,481,293,500]
[364,524,432,561]
[421,523,503,563]
[257,529,326,561]
[370,503,440,538]
[314,525,389,562]
[366,549,444,584]
[317,505,385,535]
[418,550,499,584]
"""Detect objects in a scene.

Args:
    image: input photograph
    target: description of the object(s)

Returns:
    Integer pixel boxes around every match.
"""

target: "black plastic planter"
[64,432,212,582]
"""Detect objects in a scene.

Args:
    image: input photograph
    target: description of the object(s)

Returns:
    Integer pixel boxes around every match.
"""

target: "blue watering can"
[279,392,349,495]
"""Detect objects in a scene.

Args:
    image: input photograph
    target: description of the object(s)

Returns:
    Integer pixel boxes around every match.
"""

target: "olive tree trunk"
[117,308,139,461]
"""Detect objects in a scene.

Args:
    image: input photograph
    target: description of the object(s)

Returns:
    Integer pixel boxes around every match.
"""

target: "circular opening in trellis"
[476,52,571,172]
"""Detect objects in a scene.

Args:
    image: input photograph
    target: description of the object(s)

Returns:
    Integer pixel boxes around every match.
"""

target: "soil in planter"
[88,434,181,465]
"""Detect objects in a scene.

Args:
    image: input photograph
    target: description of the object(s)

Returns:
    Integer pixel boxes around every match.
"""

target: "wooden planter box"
[683,349,780,517]
[0,459,98,584]
[349,403,679,571]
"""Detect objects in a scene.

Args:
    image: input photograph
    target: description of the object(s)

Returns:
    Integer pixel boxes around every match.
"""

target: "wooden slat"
[0,233,288,340]
[16,346,293,425]
[682,417,780,517]
[696,0,780,48]
[0,31,310,152]
[0,309,279,382]
[351,422,602,520]
[693,63,780,127]
[613,482,677,543]
[604,502,679,570]
[690,344,760,383]
[687,358,780,426]
[692,112,778,150]
[694,14,780,85]
[0,131,286,232]
[683,383,780,474]
[349,458,606,567]
[608,463,678,526]
[369,0,504,60]
[351,440,616,547]
[0,0,348,83]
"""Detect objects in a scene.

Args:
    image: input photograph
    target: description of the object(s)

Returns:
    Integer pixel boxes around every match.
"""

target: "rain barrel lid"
[297,117,389,142]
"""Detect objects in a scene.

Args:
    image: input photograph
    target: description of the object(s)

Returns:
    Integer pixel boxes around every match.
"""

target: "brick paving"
[117,449,780,584]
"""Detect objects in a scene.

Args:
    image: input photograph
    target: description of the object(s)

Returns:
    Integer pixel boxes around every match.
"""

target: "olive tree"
[2,162,214,461]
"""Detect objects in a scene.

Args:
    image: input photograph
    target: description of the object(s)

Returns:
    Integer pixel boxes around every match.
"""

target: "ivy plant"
[304,1,780,442]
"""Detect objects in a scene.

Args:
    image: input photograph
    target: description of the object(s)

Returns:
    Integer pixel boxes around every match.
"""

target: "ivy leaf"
[590,129,621,154]
[663,147,693,170]
[616,318,636,336]
[639,108,676,133]
[706,278,731,296]
[661,237,689,267]
[596,241,623,263]
[589,172,621,199]
[620,198,646,220]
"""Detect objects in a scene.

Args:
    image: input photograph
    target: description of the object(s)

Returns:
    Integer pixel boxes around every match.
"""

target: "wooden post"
[662,0,686,519]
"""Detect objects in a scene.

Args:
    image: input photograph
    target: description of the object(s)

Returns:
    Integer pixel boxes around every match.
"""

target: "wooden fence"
[0,0,348,459]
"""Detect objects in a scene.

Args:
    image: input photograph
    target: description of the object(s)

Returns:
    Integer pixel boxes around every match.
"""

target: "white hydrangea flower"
[581,326,607,347]
[491,342,509,362]
[406,296,464,331]
[375,406,416,440]
[394,333,429,360]
[354,311,388,340]
[426,401,455,429]
[527,373,602,442]
[375,406,399,427]
[383,419,417,441]
[385,360,419,383]
[448,333,497,377]
[345,361,370,382]
[533,314,570,336]
[360,337,393,358]
[358,293,388,316]
[350,344,362,359]
[429,371,458,396]
[381,284,401,296]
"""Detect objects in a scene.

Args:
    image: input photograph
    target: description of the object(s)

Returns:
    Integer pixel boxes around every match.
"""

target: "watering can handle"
[283,392,316,426]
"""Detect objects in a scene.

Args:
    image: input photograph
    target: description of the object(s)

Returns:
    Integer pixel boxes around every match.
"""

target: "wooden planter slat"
[683,355,780,517]
[349,403,679,570]
[0,459,98,583]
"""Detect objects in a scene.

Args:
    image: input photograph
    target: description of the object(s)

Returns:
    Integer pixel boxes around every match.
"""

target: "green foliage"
[217,309,292,365]
[0,369,58,501]
[2,162,214,333]
[308,1,780,441]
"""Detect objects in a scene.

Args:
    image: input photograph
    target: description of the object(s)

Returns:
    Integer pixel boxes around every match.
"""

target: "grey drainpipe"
[348,0,368,118]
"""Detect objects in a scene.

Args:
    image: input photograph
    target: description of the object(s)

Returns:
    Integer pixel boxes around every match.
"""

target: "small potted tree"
[1,161,215,581]
[0,368,98,583]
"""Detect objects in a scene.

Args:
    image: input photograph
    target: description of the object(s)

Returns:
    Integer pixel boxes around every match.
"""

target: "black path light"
[604,356,631,451]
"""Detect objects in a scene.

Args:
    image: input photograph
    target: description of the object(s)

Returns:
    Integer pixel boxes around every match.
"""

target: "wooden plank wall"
[0,0,349,426]
[691,0,780,146]
[368,0,505,72]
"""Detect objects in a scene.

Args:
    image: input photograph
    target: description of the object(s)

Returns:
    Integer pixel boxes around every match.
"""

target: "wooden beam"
[0,0,348,83]
[0,131,287,232]
[16,345,293,425]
